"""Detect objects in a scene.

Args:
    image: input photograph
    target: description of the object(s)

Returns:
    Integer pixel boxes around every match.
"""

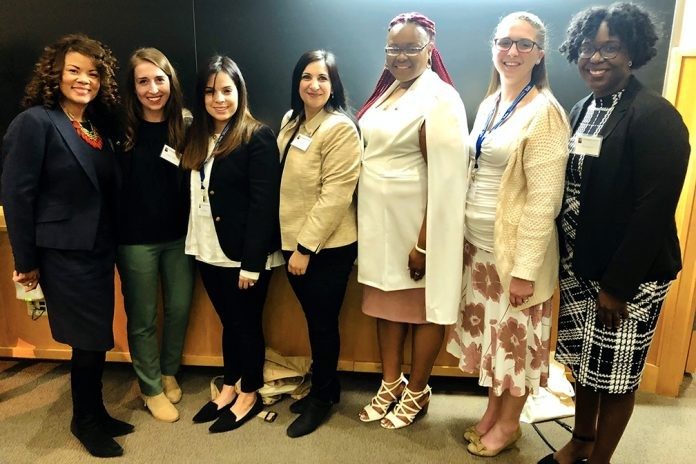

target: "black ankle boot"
[71,416,124,457]
[286,396,333,438]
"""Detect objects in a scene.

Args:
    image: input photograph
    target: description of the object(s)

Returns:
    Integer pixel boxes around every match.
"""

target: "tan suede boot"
[143,392,179,422]
[162,375,182,404]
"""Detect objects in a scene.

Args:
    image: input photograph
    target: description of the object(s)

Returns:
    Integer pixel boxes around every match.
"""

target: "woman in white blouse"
[446,12,569,457]
[180,55,281,433]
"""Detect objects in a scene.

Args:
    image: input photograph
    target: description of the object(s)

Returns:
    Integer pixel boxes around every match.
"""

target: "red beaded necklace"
[62,106,103,150]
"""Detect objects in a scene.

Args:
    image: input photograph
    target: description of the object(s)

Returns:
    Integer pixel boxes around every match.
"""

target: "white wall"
[679,0,696,47]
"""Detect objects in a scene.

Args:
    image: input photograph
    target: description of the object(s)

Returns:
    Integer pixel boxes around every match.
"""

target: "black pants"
[198,263,271,392]
[283,242,357,402]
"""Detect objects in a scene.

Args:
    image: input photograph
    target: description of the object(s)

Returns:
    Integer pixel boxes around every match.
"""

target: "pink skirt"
[362,285,427,324]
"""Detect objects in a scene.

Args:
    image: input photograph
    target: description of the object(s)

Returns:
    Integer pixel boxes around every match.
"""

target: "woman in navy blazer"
[1,34,131,458]
[545,4,690,464]
[181,56,280,433]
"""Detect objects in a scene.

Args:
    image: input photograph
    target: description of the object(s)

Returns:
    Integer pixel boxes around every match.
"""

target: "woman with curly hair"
[541,3,690,463]
[446,11,569,457]
[117,47,194,423]
[1,34,130,457]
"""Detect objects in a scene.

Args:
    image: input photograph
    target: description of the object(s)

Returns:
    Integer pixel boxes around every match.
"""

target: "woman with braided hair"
[356,12,468,430]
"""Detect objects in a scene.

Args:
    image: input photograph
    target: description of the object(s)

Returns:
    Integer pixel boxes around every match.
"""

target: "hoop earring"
[628,60,633,68]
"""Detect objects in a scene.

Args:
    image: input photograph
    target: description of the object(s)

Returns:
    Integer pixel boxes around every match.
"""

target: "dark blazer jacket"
[203,124,280,273]
[1,106,120,273]
[567,76,690,301]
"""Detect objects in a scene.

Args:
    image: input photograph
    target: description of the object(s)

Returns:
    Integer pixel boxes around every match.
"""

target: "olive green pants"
[116,237,194,396]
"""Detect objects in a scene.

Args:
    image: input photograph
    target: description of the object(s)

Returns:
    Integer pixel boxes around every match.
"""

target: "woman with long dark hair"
[277,50,361,437]
[117,47,194,423]
[2,34,130,457]
[181,55,281,433]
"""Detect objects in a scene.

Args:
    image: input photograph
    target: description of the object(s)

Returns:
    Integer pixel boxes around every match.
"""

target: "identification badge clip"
[197,200,211,217]
[572,134,603,157]
[290,134,312,151]
[160,144,181,166]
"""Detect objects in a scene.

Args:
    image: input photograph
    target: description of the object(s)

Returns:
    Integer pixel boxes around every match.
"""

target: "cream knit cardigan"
[491,88,570,310]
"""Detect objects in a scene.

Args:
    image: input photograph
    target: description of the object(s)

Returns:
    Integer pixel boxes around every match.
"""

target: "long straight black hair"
[181,55,261,170]
[285,50,358,131]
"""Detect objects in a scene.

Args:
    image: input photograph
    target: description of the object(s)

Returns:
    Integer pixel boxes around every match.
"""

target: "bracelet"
[414,244,426,255]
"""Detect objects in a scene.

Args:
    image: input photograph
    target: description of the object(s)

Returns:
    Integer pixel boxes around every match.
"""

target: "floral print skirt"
[446,241,552,397]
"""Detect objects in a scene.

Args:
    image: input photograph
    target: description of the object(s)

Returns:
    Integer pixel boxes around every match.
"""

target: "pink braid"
[357,12,454,120]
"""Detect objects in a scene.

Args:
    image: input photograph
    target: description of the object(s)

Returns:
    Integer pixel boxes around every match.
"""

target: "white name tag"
[160,144,181,166]
[196,201,211,217]
[572,134,603,157]
[290,134,312,151]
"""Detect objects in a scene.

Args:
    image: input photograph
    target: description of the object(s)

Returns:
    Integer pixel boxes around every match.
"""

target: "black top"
[564,76,691,301]
[118,120,189,244]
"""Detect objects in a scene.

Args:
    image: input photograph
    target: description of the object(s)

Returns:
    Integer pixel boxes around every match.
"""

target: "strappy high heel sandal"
[359,374,407,423]
[380,384,431,429]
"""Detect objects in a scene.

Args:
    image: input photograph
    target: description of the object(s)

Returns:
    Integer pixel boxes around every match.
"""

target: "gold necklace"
[62,106,103,150]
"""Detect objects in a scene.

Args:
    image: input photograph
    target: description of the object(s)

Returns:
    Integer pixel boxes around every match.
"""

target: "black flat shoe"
[71,417,124,458]
[286,396,333,438]
[193,398,235,423]
[209,393,263,433]
[98,415,135,437]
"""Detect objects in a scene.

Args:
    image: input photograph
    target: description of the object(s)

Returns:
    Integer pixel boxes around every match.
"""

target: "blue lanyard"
[474,82,533,169]
[199,121,232,190]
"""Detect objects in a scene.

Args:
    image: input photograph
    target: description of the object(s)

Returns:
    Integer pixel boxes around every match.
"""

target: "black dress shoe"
[289,396,310,414]
[71,417,124,458]
[98,414,135,437]
[286,396,333,438]
[193,399,235,423]
[209,393,263,433]
[537,454,587,464]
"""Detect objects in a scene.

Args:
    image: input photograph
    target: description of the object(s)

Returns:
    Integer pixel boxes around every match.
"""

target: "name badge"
[196,201,211,217]
[160,144,181,166]
[290,134,312,151]
[572,134,602,157]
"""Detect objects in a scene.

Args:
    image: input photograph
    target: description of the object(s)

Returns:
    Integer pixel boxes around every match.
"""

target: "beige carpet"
[0,359,694,464]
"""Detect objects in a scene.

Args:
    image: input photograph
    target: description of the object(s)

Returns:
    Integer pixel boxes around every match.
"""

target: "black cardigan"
[566,76,690,301]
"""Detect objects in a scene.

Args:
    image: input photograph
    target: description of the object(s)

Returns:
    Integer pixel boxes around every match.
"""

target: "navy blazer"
[203,124,280,273]
[1,106,120,273]
[566,76,690,301]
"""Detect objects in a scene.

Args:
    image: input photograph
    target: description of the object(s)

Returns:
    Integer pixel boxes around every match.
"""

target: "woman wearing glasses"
[357,12,468,430]
[543,4,689,464]
[447,12,569,457]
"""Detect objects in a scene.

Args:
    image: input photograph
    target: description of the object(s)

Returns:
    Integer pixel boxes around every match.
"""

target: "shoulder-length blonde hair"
[180,55,261,170]
[123,47,186,152]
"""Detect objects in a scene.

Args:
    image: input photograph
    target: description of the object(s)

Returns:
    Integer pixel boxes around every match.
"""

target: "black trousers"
[198,262,271,392]
[283,242,357,402]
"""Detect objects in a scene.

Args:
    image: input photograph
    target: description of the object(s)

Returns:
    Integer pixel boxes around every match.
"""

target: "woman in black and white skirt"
[542,3,690,464]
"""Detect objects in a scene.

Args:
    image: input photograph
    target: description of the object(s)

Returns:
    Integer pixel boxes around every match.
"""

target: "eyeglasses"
[494,37,539,53]
[385,43,429,57]
[578,42,622,60]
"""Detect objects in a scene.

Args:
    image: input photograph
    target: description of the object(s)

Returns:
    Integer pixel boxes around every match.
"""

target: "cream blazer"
[357,70,469,324]
[277,109,361,252]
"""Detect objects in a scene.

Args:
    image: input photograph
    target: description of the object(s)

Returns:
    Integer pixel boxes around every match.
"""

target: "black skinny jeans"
[283,242,357,402]
[198,263,272,392]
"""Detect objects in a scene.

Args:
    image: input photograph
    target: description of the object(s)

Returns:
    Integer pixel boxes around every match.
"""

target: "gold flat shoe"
[463,424,483,443]
[467,427,522,457]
